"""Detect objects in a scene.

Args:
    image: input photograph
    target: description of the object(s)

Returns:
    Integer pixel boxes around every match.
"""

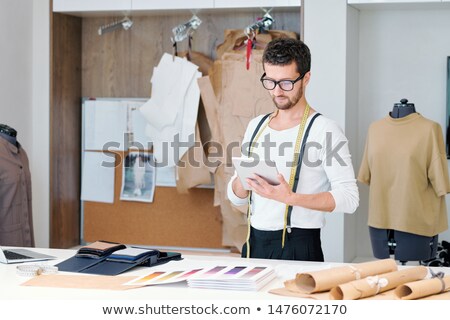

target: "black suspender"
[246,113,272,157]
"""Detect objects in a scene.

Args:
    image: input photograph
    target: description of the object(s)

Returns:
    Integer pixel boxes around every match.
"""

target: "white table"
[0,247,340,300]
[2,247,450,320]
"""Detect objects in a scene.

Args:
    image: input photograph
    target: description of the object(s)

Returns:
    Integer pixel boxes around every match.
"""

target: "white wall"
[344,5,360,263]
[0,0,33,145]
[31,1,50,247]
[304,0,355,262]
[0,0,50,248]
[356,8,450,258]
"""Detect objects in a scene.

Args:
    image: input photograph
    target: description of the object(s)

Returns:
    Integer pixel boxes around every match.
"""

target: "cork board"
[83,151,222,248]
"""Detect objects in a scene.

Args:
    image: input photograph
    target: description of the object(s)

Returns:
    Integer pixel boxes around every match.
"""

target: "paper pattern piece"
[22,274,140,291]
[140,53,201,167]
[81,151,115,203]
[120,152,156,203]
[176,124,213,192]
[84,99,151,151]
[329,266,428,300]
[394,274,450,300]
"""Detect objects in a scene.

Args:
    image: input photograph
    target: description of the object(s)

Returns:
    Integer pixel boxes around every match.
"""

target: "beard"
[272,85,303,110]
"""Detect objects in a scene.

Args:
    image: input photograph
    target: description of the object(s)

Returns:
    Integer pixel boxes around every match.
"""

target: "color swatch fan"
[187,265,275,291]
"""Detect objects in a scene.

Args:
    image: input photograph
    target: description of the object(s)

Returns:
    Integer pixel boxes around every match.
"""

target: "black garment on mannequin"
[369,227,438,263]
[0,124,17,145]
[370,99,437,263]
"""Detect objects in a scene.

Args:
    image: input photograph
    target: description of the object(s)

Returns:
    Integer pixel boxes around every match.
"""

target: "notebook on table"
[0,246,56,264]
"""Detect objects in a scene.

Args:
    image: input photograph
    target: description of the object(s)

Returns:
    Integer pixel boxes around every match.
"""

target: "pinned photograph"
[120,152,156,203]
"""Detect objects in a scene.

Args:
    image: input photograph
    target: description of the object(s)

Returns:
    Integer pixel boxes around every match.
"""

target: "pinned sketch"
[83,99,151,151]
[81,151,116,203]
[155,166,177,187]
[120,152,156,203]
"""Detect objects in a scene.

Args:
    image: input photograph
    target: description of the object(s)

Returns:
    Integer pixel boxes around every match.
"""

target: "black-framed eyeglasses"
[260,73,305,91]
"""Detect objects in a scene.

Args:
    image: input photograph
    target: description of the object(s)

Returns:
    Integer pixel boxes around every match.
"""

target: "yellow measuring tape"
[245,104,311,258]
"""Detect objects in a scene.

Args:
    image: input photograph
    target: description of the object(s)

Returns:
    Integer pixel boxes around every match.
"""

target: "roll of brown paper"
[329,266,428,300]
[394,275,450,300]
[295,259,398,293]
[419,291,450,300]
[269,286,331,300]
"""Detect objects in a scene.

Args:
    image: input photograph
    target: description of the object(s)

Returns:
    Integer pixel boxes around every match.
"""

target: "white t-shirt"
[227,112,359,231]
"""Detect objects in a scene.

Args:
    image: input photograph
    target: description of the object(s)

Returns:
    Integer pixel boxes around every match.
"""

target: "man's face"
[263,62,305,110]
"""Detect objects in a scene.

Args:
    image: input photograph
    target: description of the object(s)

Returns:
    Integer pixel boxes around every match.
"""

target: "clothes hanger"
[242,9,274,69]
[171,14,202,60]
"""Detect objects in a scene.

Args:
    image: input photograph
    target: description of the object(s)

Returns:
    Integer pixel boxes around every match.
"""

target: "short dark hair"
[262,38,311,76]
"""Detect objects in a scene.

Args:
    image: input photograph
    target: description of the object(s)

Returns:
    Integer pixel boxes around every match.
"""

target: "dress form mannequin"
[369,99,438,264]
[0,124,17,145]
[390,98,416,118]
[0,124,35,247]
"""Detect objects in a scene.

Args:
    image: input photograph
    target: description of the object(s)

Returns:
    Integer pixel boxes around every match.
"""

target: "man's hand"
[247,173,292,204]
[232,176,249,199]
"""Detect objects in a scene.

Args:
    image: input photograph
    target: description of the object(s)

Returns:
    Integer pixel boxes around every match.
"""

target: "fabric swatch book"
[75,240,127,259]
[56,241,182,275]
[56,240,127,272]
[106,247,158,263]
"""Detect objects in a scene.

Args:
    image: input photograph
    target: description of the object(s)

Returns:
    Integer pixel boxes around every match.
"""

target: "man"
[227,38,359,261]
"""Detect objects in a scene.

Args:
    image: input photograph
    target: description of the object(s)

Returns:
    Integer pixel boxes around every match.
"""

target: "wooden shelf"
[347,0,450,10]
[348,0,442,3]
[53,0,300,17]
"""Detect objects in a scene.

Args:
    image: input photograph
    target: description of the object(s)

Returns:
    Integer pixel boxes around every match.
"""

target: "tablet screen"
[232,157,279,190]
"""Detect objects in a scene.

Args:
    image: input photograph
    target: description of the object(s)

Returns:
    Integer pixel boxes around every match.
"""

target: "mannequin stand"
[369,226,438,264]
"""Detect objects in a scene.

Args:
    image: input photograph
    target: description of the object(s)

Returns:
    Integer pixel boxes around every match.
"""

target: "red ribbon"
[246,38,253,70]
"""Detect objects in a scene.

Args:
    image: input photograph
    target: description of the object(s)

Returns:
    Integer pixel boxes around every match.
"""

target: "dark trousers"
[241,227,324,262]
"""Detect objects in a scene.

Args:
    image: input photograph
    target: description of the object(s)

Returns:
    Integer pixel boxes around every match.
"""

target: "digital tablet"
[232,157,280,190]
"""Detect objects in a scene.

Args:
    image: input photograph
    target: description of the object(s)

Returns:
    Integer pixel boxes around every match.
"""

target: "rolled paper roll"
[270,287,331,300]
[295,259,398,293]
[329,266,428,300]
[420,291,450,300]
[284,279,297,292]
[394,275,450,300]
